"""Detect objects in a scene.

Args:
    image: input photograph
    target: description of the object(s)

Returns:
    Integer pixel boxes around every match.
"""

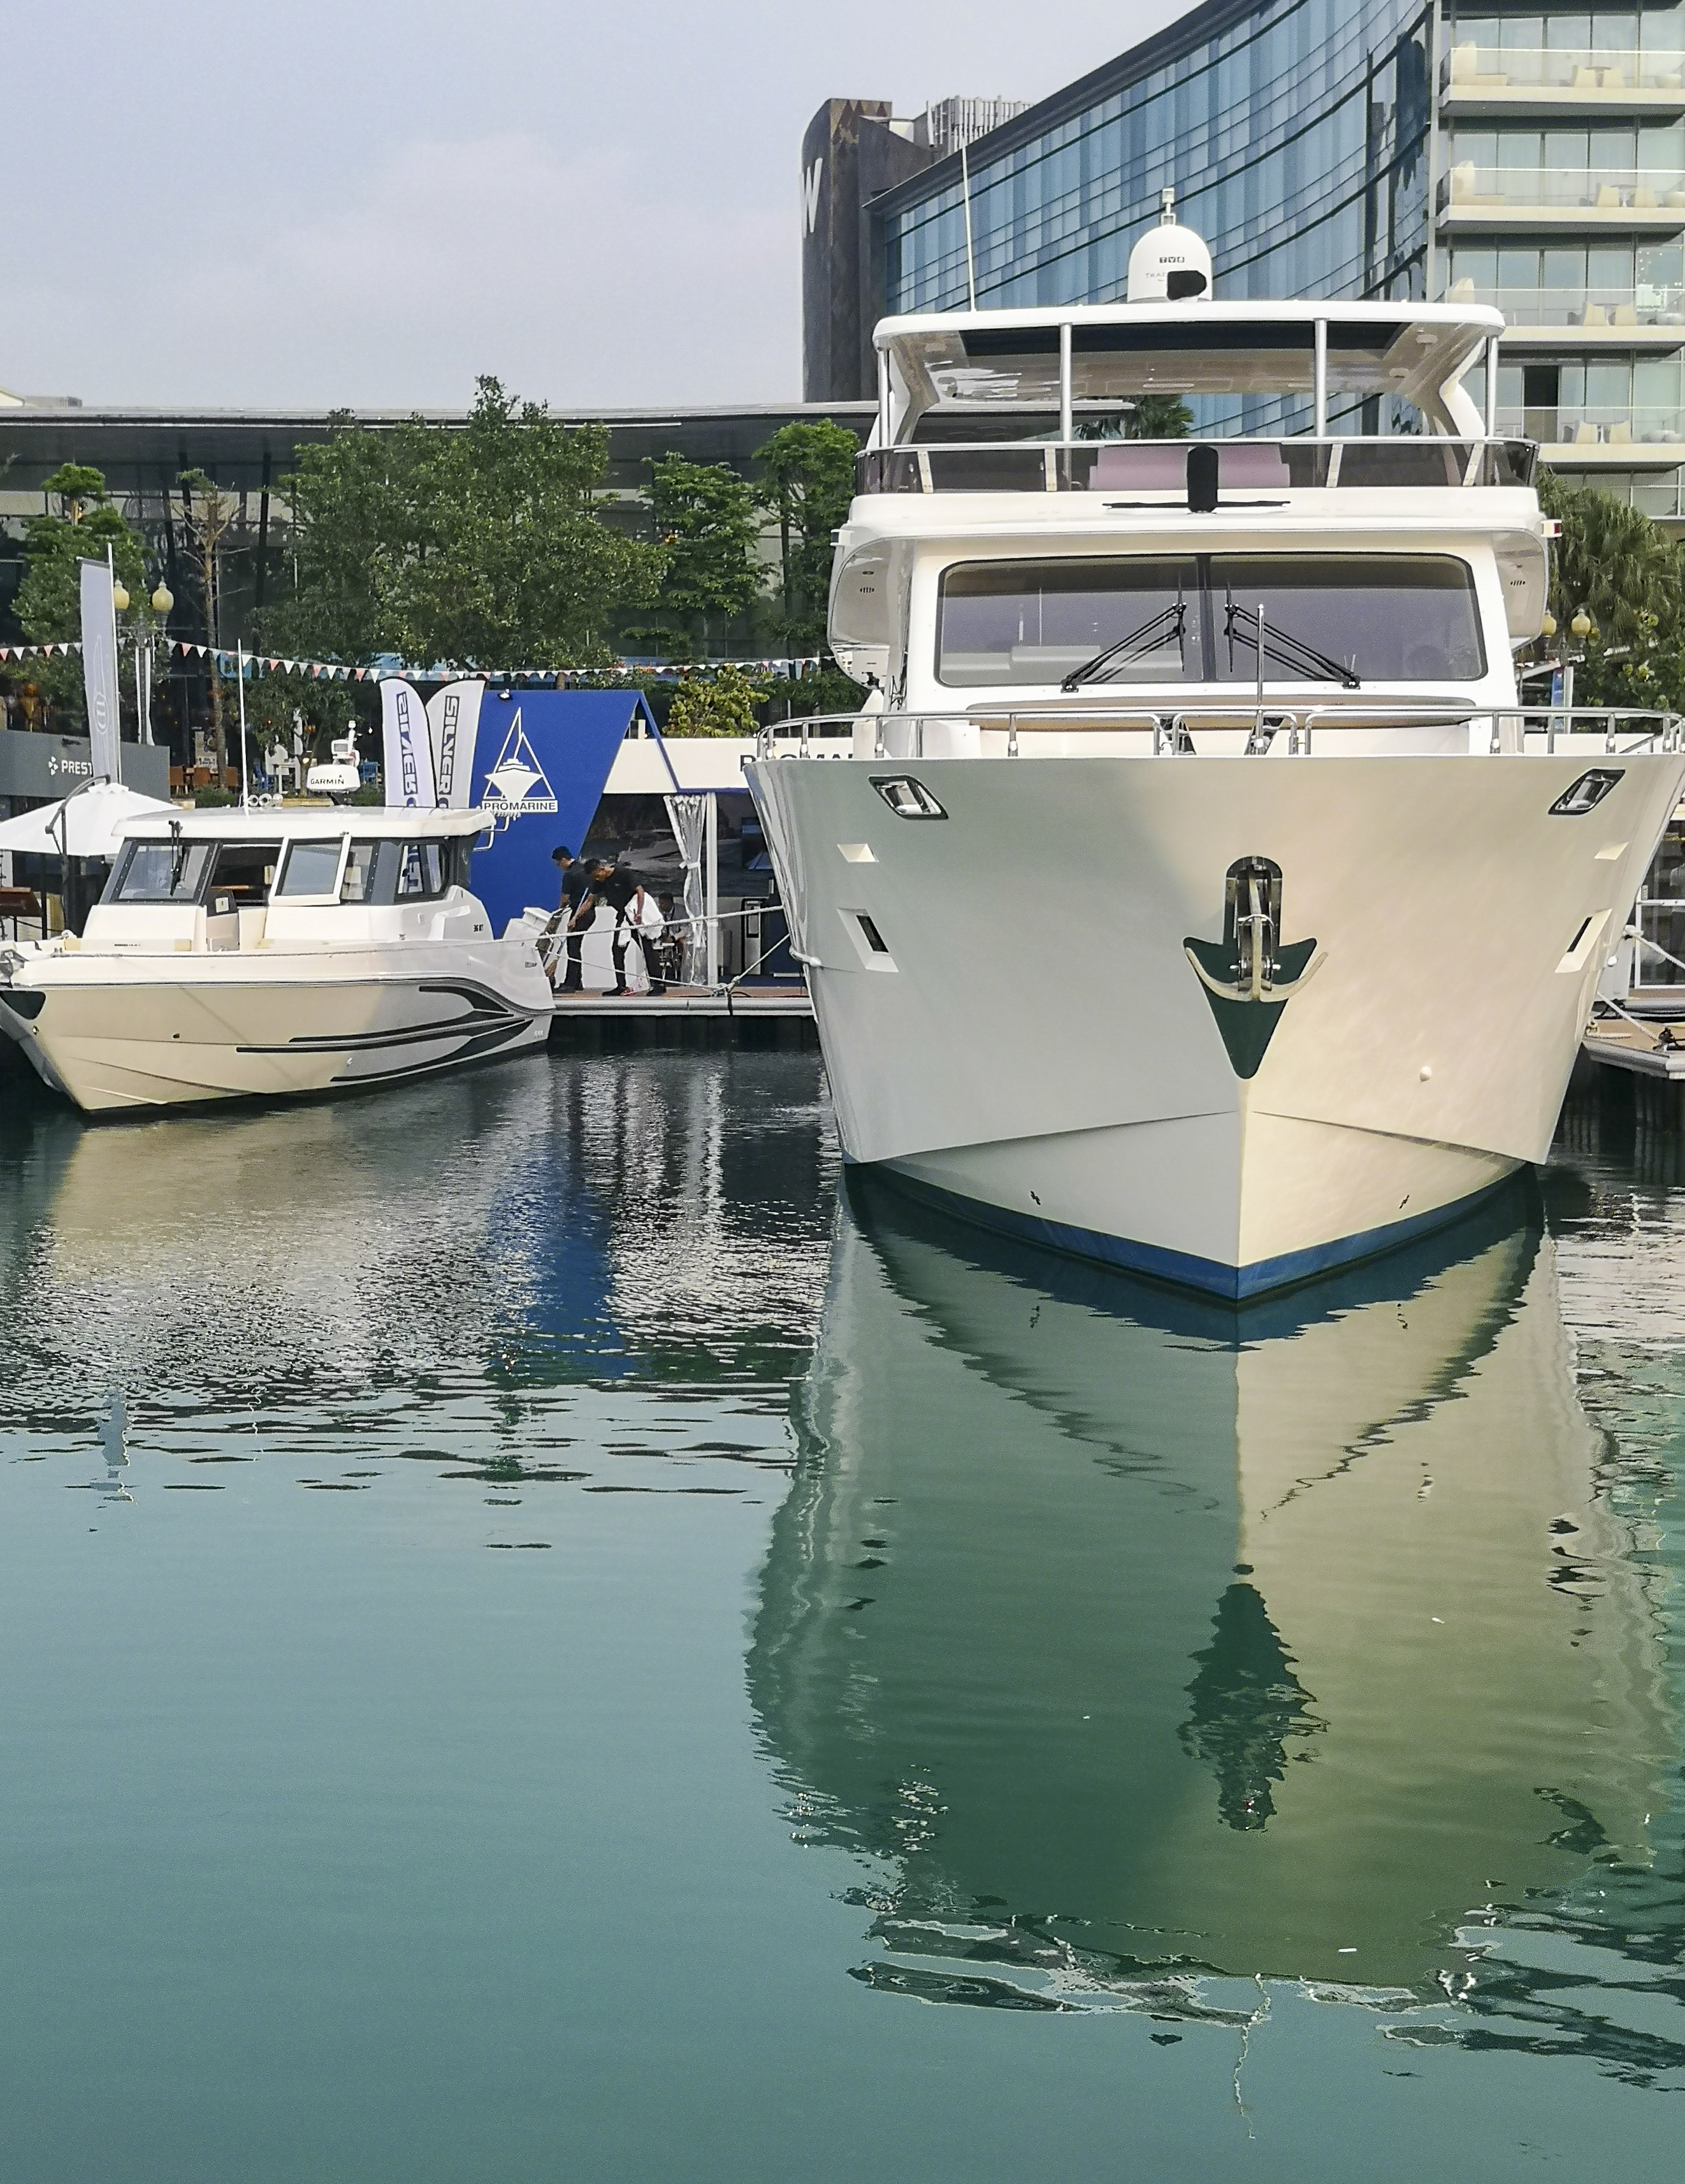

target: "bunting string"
[1,636,827,683]
[157,643,825,684]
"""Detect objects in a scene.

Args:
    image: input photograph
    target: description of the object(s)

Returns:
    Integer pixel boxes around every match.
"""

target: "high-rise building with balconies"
[813,0,1685,521]
[1438,6,1685,517]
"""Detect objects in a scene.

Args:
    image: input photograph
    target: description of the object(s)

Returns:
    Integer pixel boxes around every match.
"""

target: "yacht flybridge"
[0,807,551,1113]
[744,210,1685,1298]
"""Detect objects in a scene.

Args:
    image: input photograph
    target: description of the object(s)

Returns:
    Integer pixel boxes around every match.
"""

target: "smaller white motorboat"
[0,806,552,1114]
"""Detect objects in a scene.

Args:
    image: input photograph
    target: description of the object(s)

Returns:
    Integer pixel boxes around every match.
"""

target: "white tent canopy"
[0,781,175,860]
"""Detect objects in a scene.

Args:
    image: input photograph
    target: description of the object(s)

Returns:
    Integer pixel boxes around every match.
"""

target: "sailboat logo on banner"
[480,712,558,823]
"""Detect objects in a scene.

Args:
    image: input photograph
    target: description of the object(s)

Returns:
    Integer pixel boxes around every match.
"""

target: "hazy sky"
[8,0,1184,413]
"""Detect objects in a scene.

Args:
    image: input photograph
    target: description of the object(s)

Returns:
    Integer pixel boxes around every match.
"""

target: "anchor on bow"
[1183,857,1323,1078]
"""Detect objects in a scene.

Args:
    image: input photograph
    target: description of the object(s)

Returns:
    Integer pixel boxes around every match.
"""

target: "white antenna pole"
[237,640,251,812]
[960,140,978,310]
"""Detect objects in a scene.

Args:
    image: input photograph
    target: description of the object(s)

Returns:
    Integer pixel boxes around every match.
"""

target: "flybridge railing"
[754,704,1682,760]
[855,438,1539,496]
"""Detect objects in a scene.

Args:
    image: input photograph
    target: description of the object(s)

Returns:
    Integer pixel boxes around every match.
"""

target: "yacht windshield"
[107,841,213,904]
[936,555,1486,688]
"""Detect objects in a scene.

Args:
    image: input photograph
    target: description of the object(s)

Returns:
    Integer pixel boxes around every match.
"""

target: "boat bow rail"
[755,705,1683,761]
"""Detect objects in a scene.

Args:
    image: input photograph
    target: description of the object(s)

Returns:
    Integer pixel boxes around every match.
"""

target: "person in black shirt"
[549,844,593,990]
[597,860,642,995]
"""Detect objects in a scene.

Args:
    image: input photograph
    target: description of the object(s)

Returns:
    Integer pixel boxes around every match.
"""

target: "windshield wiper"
[1060,595,1189,691]
[1224,595,1359,689]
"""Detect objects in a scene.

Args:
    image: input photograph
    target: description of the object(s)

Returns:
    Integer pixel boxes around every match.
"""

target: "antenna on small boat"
[237,640,251,813]
[960,140,978,310]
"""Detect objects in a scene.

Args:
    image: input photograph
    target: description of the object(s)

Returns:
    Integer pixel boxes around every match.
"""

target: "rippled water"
[0,1053,1681,2180]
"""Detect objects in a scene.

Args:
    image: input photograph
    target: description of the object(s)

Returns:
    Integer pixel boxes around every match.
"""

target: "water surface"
[0,1055,1681,2180]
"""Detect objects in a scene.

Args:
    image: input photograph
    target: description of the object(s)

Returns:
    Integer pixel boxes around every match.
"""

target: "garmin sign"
[0,730,169,806]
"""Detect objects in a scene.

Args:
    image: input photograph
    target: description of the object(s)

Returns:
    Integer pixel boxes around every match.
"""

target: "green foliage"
[754,419,859,646]
[1125,394,1194,440]
[12,464,151,730]
[192,785,236,807]
[785,661,867,717]
[268,378,667,672]
[649,456,760,650]
[663,663,771,737]
[1538,469,1679,646]
[1538,471,1685,709]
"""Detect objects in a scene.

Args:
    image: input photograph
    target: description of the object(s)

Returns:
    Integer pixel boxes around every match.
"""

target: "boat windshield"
[107,841,215,904]
[935,554,1487,688]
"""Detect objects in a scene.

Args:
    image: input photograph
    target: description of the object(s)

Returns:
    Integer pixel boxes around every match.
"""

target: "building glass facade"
[869,0,1685,516]
[883,0,1433,318]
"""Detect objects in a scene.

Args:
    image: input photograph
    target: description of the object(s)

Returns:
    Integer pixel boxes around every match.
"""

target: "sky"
[6,0,1185,414]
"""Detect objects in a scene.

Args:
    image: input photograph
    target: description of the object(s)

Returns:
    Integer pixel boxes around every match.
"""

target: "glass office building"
[864,0,1685,516]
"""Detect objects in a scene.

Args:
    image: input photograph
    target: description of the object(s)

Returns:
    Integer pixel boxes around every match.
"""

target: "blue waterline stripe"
[879,1166,1524,1301]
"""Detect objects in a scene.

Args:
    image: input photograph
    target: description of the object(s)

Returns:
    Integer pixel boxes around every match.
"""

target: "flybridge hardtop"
[872,297,1508,444]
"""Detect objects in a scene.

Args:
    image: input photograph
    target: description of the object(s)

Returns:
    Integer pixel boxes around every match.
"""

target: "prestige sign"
[0,730,170,806]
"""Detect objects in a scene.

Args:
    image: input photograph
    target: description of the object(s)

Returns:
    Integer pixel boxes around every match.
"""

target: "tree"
[13,463,149,732]
[753,419,860,648]
[663,663,770,737]
[1538,471,1685,708]
[648,455,761,657]
[179,469,240,776]
[268,378,666,673]
[1125,394,1194,439]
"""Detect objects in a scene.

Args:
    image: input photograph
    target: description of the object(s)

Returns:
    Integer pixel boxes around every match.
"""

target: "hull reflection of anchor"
[1183,856,1324,1079]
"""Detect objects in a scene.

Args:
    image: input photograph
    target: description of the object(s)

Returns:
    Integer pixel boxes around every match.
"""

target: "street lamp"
[1571,607,1593,640]
[151,582,173,618]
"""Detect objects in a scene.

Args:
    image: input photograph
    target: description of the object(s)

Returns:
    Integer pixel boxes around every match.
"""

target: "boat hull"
[746,746,1685,1296]
[0,943,551,1115]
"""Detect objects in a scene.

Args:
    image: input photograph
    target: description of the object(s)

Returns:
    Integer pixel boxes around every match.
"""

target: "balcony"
[1493,404,1685,465]
[1441,43,1685,117]
[1440,282,1685,345]
[1438,164,1685,231]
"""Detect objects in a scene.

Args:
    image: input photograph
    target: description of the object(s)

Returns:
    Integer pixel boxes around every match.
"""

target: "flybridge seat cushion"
[1092,444,1291,491]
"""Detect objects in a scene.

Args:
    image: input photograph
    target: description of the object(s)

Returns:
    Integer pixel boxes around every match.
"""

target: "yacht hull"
[0,945,550,1114]
[747,747,1685,1297]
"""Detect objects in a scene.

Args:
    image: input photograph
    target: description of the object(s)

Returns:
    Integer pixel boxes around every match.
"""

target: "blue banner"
[468,690,665,936]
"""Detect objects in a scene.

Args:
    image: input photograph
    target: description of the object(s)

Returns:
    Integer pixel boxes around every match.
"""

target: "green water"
[0,1052,1681,2180]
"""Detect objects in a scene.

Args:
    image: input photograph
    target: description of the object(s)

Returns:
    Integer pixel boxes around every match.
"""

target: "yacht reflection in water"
[750,1178,1670,2013]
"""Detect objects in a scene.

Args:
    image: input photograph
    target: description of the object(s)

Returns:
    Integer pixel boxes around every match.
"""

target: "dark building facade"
[801,102,937,402]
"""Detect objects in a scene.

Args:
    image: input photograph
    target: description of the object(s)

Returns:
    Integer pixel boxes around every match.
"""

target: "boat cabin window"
[935,554,1487,688]
[208,841,282,904]
[274,837,347,899]
[105,840,214,904]
[339,839,459,902]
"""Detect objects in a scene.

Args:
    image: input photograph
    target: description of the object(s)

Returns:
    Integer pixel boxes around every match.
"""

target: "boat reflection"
[751,1176,1670,2009]
[0,1053,835,1429]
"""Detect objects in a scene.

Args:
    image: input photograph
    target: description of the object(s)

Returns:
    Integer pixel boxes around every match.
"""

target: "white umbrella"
[0,780,175,860]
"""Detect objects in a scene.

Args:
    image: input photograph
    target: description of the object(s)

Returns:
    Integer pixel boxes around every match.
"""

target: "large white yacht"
[0,806,551,1113]
[745,211,1685,1298]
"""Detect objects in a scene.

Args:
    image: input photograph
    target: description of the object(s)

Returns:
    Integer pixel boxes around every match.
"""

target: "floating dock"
[546,983,816,1052]
[1580,1008,1685,1129]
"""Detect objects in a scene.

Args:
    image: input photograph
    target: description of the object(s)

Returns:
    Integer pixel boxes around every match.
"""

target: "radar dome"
[1127,189,1212,303]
